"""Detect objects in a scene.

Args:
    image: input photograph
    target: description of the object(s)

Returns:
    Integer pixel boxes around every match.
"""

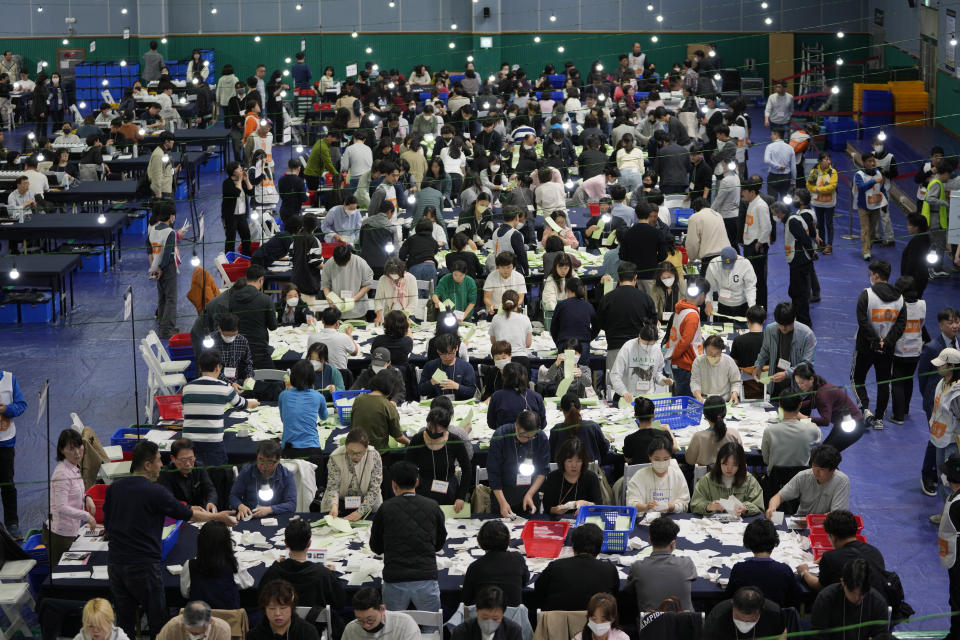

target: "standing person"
[938,453,960,640]
[47,72,67,134]
[753,301,817,400]
[871,136,899,246]
[704,246,757,319]
[741,179,772,311]
[291,52,312,90]
[104,441,235,640]
[930,348,960,507]
[610,322,674,402]
[890,275,927,426]
[902,214,932,298]
[763,128,795,203]
[45,428,96,564]
[142,40,163,82]
[487,411,549,517]
[596,262,658,394]
[770,202,814,328]
[712,154,742,248]
[923,157,958,279]
[370,461,447,613]
[853,153,888,262]
[221,161,255,256]
[763,81,793,137]
[148,200,182,340]
[549,278,599,365]
[276,159,308,227]
[148,132,176,200]
[793,189,822,304]
[806,151,838,254]
[619,203,668,289]
[665,275,709,397]
[851,259,906,431]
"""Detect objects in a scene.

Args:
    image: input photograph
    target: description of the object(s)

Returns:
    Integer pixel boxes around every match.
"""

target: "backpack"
[851,547,914,624]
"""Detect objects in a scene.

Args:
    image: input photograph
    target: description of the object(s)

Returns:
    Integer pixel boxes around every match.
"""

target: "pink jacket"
[50,461,89,537]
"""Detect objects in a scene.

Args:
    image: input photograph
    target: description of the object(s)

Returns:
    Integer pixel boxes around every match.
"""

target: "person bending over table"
[420,333,477,401]
[44,428,97,565]
[760,392,822,473]
[371,310,415,366]
[180,520,253,610]
[322,428,384,521]
[431,261,478,321]
[306,343,345,395]
[622,397,678,464]
[793,363,864,452]
[483,252,527,316]
[796,509,886,593]
[726,518,804,607]
[541,437,602,516]
[157,438,218,513]
[405,406,473,510]
[479,341,513,402]
[103,441,237,640]
[374,258,419,325]
[685,395,742,467]
[351,371,409,450]
[247,579,320,640]
[810,560,889,640]
[765,444,850,518]
[690,335,743,403]
[690,442,764,516]
[487,363,547,431]
[461,521,530,607]
[306,307,360,371]
[550,278,598,365]
[487,410,550,517]
[277,283,316,327]
[253,215,299,269]
[489,291,533,359]
[261,518,348,609]
[229,440,297,519]
[626,436,690,513]
[549,392,609,463]
[73,598,130,640]
[353,348,407,404]
[625,516,697,612]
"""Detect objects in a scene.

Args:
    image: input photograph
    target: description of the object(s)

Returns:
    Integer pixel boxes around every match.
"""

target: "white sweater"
[689,353,743,401]
[609,338,670,397]
[704,257,757,309]
[626,463,690,512]
[743,197,772,246]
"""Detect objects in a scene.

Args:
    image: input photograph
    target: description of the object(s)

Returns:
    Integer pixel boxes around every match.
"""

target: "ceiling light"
[646,3,654,9]
[837,31,844,38]
[765,16,772,24]
[448,42,455,49]
[656,14,663,21]
[36,6,42,12]
[953,38,959,47]
[97,214,106,224]
[285,57,291,64]
[62,38,69,45]
[488,74,495,82]
[708,50,716,57]
[877,131,887,141]
[534,36,541,43]
[651,35,658,42]
[467,55,474,62]
[837,57,844,65]
[9,264,18,280]
[351,31,358,37]
[372,64,378,71]
[295,145,304,153]
[191,252,200,267]
[760,2,767,7]
[78,101,86,109]
[549,14,557,21]
[295,2,302,8]
[161,38,167,43]
[557,46,565,52]
[210,6,217,13]
[202,335,214,349]
[102,79,109,86]
[120,60,127,67]
[450,23,457,30]
[596,63,604,71]
[282,69,290,76]
[831,85,839,94]
[366,47,372,53]
[121,7,128,13]
[782,195,793,205]
[388,0,395,6]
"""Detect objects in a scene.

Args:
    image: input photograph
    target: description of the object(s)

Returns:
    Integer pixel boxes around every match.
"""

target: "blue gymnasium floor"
[1,109,959,630]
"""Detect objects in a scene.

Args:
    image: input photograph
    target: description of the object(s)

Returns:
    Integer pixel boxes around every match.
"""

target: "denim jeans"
[814,206,835,246]
[108,563,169,639]
[382,579,441,614]
[937,442,959,501]
[672,366,692,397]
[408,261,438,285]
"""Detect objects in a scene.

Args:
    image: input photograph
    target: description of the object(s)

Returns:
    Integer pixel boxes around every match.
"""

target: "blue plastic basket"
[574,505,638,553]
[652,396,704,429]
[332,390,369,426]
[673,208,694,227]
[161,518,182,560]
[110,427,147,451]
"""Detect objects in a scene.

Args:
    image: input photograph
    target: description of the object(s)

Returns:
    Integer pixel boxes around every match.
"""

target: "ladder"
[799,44,825,97]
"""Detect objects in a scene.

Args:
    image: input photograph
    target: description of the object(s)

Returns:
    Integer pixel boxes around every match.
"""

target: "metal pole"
[127,285,142,428]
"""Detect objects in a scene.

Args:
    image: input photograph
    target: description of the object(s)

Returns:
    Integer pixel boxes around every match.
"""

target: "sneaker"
[888,417,904,425]
[872,417,884,430]
[934,268,951,278]
[931,513,943,524]
[5,524,21,540]
[863,253,872,261]
[922,477,938,497]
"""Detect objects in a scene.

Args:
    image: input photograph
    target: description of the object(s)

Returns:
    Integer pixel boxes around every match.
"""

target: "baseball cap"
[932,348,960,367]
[942,453,960,483]
[720,246,738,268]
[371,347,391,370]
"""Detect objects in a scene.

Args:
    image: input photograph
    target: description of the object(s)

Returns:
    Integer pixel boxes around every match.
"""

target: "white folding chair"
[140,343,187,421]
[475,467,488,482]
[0,580,35,640]
[619,463,651,505]
[414,279,433,319]
[254,368,287,382]
[295,606,332,640]
[405,610,443,640]
[214,253,232,288]
[664,195,686,210]
[143,330,191,374]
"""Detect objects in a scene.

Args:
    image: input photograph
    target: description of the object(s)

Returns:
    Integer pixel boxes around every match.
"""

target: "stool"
[0,582,36,639]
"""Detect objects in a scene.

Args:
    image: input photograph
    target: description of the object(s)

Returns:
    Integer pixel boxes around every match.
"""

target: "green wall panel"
[936,69,960,137]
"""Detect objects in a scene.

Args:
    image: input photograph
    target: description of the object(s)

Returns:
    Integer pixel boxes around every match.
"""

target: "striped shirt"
[181,376,248,442]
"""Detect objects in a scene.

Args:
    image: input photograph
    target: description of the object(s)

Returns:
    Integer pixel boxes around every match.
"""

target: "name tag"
[464,132,470,139]
[516,473,532,486]
[527,205,534,212]
[662,311,671,322]
[340,290,354,301]
[224,367,237,379]
[344,496,361,509]
[431,479,450,494]
[777,358,791,371]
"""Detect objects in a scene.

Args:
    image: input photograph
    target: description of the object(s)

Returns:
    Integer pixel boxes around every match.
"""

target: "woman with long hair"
[549,278,598,364]
[542,252,573,314]
[45,429,97,564]
[181,520,253,609]
[572,593,629,640]
[439,136,467,199]
[650,261,685,320]
[685,395,742,466]
[541,437,602,515]
[690,442,764,515]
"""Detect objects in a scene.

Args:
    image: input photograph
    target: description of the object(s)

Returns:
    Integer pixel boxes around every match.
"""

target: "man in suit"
[919,307,960,496]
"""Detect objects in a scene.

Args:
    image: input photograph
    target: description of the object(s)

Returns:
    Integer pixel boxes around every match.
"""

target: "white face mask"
[733,617,758,634]
[478,620,501,635]
[494,358,509,370]
[651,460,670,474]
[311,360,323,371]
[286,296,299,307]
[220,333,236,344]
[587,622,612,636]
[523,144,535,150]
[490,165,500,173]
[661,276,676,288]
[372,364,386,373]
[187,633,206,640]
[873,145,883,154]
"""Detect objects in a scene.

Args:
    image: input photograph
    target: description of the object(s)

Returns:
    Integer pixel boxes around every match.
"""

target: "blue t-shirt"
[104,475,194,565]
[279,388,328,449]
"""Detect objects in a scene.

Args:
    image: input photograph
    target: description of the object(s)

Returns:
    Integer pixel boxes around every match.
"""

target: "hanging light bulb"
[210,6,217,13]
[534,36,541,43]
[596,63,604,72]
[368,114,376,121]
[651,35,659,42]
[727,161,737,171]
[385,242,395,253]
[121,7,128,14]
[62,38,69,45]
[449,42,456,49]
[708,50,716,57]
[549,14,557,21]
[36,153,45,162]
[565,179,574,189]
[764,16,772,24]
[878,131,887,141]
[424,133,435,142]
[102,78,109,86]
[952,37,959,47]
[646,3,654,9]
[79,102,87,109]
[830,85,840,94]
[295,145,304,154]
[760,1,768,7]
[840,415,857,433]
[179,95,188,104]
[138,127,146,136]
[700,105,709,114]
[518,458,535,476]
[783,194,793,205]
[351,31,358,38]
[259,118,268,127]
[191,77,199,85]
[927,249,939,265]
[488,74,496,83]
[202,334,215,348]
[120,60,128,67]
[36,5,43,11]
[467,55,474,62]
[258,484,274,502]
[27,132,35,140]
[388,0,395,6]
[162,153,170,163]
[442,313,457,327]
[656,14,663,22]
[408,194,416,204]
[557,45,565,53]
[713,72,721,81]
[450,23,457,30]
[191,252,200,267]
[295,2,302,8]
[601,213,612,224]
[837,57,844,66]
[97,214,106,224]
[250,210,259,221]
[597,94,606,102]
[280,90,287,98]
[366,47,373,54]
[285,57,292,64]
[836,30,845,38]
[9,263,19,280]
[161,38,168,43]
[254,35,261,42]
[686,282,700,297]
[482,102,490,109]
[282,69,290,77]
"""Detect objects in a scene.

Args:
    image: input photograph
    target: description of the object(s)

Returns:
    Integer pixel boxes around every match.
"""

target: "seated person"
[6,176,36,222]
[342,588,420,640]
[431,260,477,321]
[488,411,550,517]
[730,305,767,399]
[798,509,885,592]
[73,599,128,640]
[370,310,414,366]
[811,560,889,640]
[143,103,166,130]
[534,523,619,610]
[156,601,231,640]
[157,438,218,512]
[483,252,527,315]
[229,440,297,518]
[542,235,582,277]
[419,332,477,400]
[622,397,678,464]
[626,436,690,513]
[488,363,547,432]
[253,215,299,268]
[548,392,610,463]
[462,521,530,607]
[626,516,697,611]
[445,232,484,280]
[572,593,630,640]
[451,586,523,640]
[727,519,804,606]
[536,339,594,398]
[405,406,474,509]
[760,392,822,472]
[479,340,512,402]
[350,370,409,450]
[352,347,407,402]
[702,587,786,640]
[398,218,440,282]
[180,521,253,610]
[421,205,449,248]
[276,282,315,327]
[540,209,579,249]
[305,343,345,394]
[321,428,384,521]
[261,518,348,608]
[247,579,320,640]
[374,258,419,324]
[213,313,254,390]
[541,437,602,516]
[489,290,533,358]
[690,442,764,516]
[684,395,742,467]
[690,335,743,403]
[765,444,850,518]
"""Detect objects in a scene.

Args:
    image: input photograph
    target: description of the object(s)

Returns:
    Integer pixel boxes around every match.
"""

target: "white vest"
[0,372,15,442]
[865,288,904,340]
[856,170,887,210]
[666,307,704,361]
[895,299,926,358]
[810,168,837,208]
[930,380,960,448]
[941,488,960,568]
[148,224,180,273]
[486,225,520,271]
[783,214,809,264]
[743,197,771,245]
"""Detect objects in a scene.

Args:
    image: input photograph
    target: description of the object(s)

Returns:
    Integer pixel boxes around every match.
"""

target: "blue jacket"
[278,388,328,448]
[291,62,312,90]
[0,371,26,448]
[754,321,817,393]
[419,357,477,400]
[229,463,297,514]
[486,424,550,491]
[487,389,547,433]
[920,332,956,418]
[854,168,887,210]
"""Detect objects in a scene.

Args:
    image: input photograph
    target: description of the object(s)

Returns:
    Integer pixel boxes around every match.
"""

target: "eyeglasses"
[175,456,196,464]
[256,458,280,467]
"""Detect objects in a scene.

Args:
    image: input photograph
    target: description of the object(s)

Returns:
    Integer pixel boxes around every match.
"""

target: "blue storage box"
[58,244,109,273]
[0,302,17,323]
[824,116,858,151]
[110,427,146,450]
[161,519,183,560]
[20,292,56,323]
[574,505,638,553]
[124,212,148,235]
[673,208,694,227]
[652,396,704,429]
[21,531,50,593]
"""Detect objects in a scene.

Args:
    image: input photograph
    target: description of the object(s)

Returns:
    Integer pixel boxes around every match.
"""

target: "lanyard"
[429,445,450,483]
[559,477,580,504]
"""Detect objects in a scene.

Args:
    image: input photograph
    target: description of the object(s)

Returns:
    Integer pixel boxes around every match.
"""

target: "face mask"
[873,145,883,154]
[221,334,236,344]
[706,355,721,365]
[490,165,500,173]
[733,618,758,634]
[187,633,206,640]
[478,620,501,635]
[651,460,670,474]
[523,144,534,150]
[286,297,299,307]
[494,359,509,370]
[661,276,675,288]
[476,204,488,214]
[311,360,323,371]
[364,622,385,635]
[372,364,386,374]
[588,622,612,636]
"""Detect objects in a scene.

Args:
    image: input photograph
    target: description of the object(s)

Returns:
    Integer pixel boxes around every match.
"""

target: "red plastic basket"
[809,532,867,561]
[168,333,192,348]
[321,242,347,259]
[520,520,570,558]
[222,258,251,282]
[86,484,108,524]
[806,514,864,533]
[588,203,601,217]
[155,394,183,421]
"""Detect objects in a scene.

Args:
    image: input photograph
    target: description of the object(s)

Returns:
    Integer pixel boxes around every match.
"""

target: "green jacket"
[690,472,764,516]
[434,273,477,319]
[304,138,337,178]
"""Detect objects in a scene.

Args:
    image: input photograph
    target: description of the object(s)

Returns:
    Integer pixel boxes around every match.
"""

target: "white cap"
[932,348,960,367]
